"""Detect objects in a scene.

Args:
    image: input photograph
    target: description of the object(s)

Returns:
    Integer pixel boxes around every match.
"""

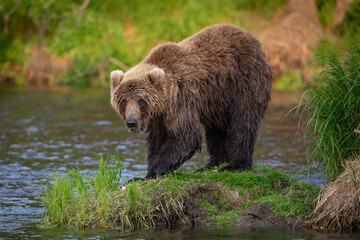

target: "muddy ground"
[148,180,312,230]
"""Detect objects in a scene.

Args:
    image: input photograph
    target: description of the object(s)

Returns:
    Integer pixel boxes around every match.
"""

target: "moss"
[274,70,302,91]
[201,201,219,215]
[210,210,244,225]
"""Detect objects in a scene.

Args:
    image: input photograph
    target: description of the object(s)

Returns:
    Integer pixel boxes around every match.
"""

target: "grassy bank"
[2,0,359,88]
[39,157,319,229]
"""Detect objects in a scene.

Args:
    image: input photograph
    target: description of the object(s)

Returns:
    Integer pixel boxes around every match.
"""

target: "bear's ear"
[147,67,165,86]
[110,70,124,90]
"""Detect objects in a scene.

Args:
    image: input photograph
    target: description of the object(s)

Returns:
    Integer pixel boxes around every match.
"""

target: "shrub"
[296,42,360,181]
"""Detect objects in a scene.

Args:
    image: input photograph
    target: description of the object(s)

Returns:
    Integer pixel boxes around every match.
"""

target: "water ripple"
[0,90,325,238]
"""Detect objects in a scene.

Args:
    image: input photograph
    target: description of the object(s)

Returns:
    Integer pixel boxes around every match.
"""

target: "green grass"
[39,156,189,228]
[256,176,318,218]
[210,210,245,225]
[39,155,124,227]
[39,160,319,229]
[274,70,302,91]
[314,0,360,48]
[340,0,360,47]
[201,200,219,215]
[295,42,360,181]
[315,0,336,29]
[177,164,318,220]
[237,0,285,19]
[48,0,280,85]
[2,0,359,89]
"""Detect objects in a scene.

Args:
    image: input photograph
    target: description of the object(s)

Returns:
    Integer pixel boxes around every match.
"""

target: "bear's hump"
[144,43,185,69]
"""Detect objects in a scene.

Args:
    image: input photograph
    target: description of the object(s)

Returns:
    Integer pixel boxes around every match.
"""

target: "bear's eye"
[121,99,127,107]
[138,99,146,107]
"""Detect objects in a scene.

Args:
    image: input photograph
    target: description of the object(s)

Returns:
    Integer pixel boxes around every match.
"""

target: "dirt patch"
[334,0,354,27]
[313,157,360,230]
[235,203,310,229]
[0,74,16,86]
[149,180,307,229]
[185,182,246,225]
[256,0,324,82]
[25,46,73,87]
[192,181,246,209]
[150,181,247,228]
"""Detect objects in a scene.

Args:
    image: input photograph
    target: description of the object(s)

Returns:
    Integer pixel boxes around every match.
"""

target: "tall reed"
[297,42,360,180]
[39,155,124,226]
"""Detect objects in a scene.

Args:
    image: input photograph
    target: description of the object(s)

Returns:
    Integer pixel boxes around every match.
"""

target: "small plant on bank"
[39,155,124,227]
[296,42,360,181]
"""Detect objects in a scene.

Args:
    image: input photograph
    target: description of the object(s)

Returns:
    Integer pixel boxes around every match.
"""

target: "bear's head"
[110,66,166,133]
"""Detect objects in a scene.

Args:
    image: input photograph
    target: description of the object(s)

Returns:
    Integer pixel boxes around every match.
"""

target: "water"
[0,88,358,239]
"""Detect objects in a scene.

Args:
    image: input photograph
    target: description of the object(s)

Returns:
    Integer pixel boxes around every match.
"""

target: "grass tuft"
[39,155,124,227]
[295,42,360,181]
[315,0,336,29]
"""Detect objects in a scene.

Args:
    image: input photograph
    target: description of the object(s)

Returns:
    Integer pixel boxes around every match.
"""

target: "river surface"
[0,88,359,239]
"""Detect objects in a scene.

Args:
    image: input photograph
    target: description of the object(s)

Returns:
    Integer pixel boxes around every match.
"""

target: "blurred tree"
[26,0,84,43]
[0,0,90,41]
[1,0,20,34]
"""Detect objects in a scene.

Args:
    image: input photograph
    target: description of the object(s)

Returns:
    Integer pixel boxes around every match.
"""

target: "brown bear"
[110,24,272,179]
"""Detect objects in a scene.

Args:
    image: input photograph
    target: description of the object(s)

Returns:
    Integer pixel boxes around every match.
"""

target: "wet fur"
[111,24,272,178]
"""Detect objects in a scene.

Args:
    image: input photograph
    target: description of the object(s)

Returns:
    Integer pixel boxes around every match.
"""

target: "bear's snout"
[126,118,138,129]
[123,99,143,133]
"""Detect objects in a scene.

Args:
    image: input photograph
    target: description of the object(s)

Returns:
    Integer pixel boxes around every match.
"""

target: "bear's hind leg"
[197,126,229,172]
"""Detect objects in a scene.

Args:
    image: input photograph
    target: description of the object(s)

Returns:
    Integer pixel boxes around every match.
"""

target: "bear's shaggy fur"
[111,24,272,178]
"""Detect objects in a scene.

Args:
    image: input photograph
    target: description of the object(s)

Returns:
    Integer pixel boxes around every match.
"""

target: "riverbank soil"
[235,203,309,229]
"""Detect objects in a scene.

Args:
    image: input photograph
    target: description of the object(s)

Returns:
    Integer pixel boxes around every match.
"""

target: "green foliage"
[0,0,358,89]
[119,181,155,229]
[256,176,318,217]
[340,0,360,47]
[315,0,336,29]
[211,210,244,225]
[177,164,288,191]
[237,0,286,19]
[201,200,219,214]
[275,70,302,91]
[315,0,360,48]
[296,42,360,180]
[1,0,287,87]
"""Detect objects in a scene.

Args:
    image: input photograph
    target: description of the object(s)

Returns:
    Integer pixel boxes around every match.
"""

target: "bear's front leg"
[145,131,202,179]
